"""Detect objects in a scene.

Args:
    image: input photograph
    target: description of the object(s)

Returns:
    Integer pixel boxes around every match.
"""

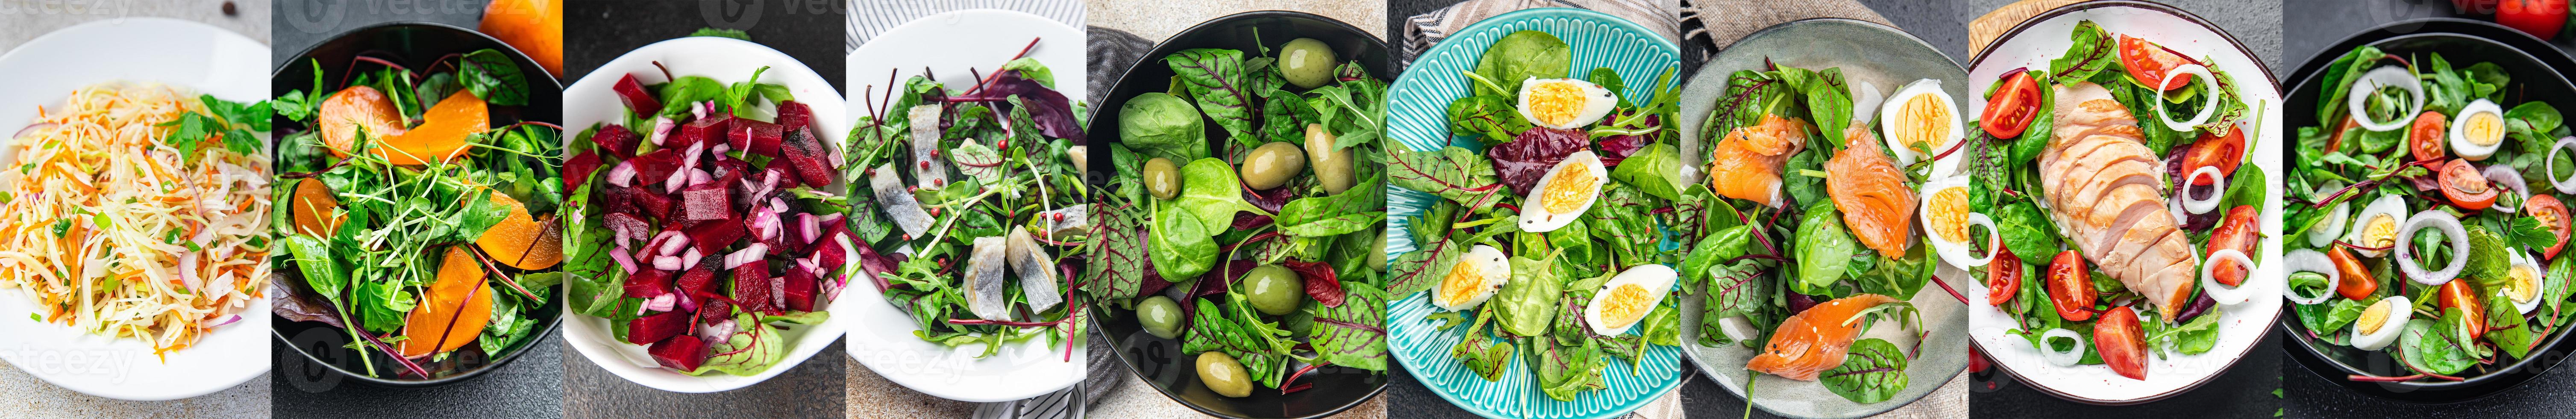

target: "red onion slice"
[724,243,768,269]
[208,314,243,327]
[2484,163,2530,213]
[2282,249,2337,305]
[649,116,676,146]
[643,293,676,312]
[2395,210,2468,286]
[657,233,690,257]
[611,245,639,274]
[653,255,685,271]
[799,213,821,244]
[606,160,640,187]
[681,247,704,269]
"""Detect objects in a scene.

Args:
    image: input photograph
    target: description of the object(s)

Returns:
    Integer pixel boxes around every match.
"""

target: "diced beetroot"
[783,265,818,312]
[816,219,849,268]
[680,187,731,221]
[698,298,734,325]
[631,188,676,222]
[623,268,673,298]
[761,159,804,189]
[676,263,718,298]
[601,186,638,216]
[683,217,746,255]
[777,101,813,130]
[614,74,662,116]
[734,270,774,314]
[604,212,652,244]
[778,127,833,189]
[731,119,781,155]
[647,334,706,371]
[672,115,731,150]
[628,148,685,189]
[729,258,768,291]
[626,310,690,345]
[565,151,602,194]
[592,124,641,158]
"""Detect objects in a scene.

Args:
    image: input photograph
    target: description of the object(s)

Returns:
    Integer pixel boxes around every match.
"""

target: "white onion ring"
[2395,210,2468,286]
[2549,137,2576,194]
[2156,64,2221,132]
[2181,165,2226,214]
[2485,163,2530,214]
[2282,249,2338,305]
[2202,248,2258,305]
[2039,328,2087,366]
[2347,66,2424,132]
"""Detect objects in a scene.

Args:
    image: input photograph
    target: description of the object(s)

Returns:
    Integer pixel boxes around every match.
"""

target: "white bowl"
[838,9,1088,403]
[1962,2,2285,404]
[0,18,272,401]
[559,36,851,393]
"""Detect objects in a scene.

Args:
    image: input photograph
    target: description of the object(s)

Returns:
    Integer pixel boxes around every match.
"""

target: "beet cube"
[783,263,818,312]
[626,310,690,345]
[604,212,652,245]
[623,267,673,298]
[565,151,602,194]
[734,271,773,315]
[816,219,849,268]
[648,335,706,371]
[631,189,676,222]
[614,74,662,116]
[591,124,641,158]
[778,127,833,189]
[731,119,781,154]
[673,115,731,150]
[777,100,813,130]
[679,187,731,221]
[761,159,804,189]
[698,298,734,325]
[675,263,719,299]
[628,148,685,188]
[683,216,746,255]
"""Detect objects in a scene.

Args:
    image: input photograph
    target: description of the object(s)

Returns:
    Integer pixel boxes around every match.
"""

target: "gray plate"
[1672,18,1971,419]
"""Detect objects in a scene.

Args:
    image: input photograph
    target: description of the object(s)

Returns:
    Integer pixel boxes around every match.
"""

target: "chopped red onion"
[799,213,821,244]
[687,168,714,186]
[610,245,639,274]
[724,243,769,269]
[652,255,685,271]
[700,319,736,342]
[657,233,690,256]
[769,275,787,309]
[208,314,242,327]
[644,293,677,312]
[674,292,698,313]
[770,198,788,213]
[606,160,640,187]
[649,116,676,145]
[681,247,705,269]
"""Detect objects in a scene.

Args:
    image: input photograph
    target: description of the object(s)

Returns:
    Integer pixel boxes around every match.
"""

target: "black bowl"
[267,21,564,387]
[1081,10,1391,419]
[2279,18,2576,404]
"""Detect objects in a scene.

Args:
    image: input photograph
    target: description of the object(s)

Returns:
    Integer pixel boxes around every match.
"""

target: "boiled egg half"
[1518,150,1608,233]
[1880,79,1964,176]
[2451,99,2508,161]
[1918,176,1995,269]
[1516,77,1619,130]
[2508,250,2547,314]
[2342,194,2408,257]
[1432,245,1513,311]
[2351,295,2411,351]
[1584,263,1678,336]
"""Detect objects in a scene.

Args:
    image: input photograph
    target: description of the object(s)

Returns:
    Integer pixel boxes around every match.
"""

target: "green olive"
[1243,264,1305,316]
[1143,157,1181,200]
[1368,229,1388,271]
[1137,295,1184,339]
[1304,124,1356,194]
[1196,351,1254,398]
[1280,38,1339,89]
[1238,142,1306,190]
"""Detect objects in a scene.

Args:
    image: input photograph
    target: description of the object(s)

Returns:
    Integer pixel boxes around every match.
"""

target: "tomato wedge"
[2206,206,2260,286]
[2529,194,2572,260]
[1987,247,2022,306]
[1981,70,2044,139]
[2438,280,2487,340]
[2411,112,2449,163]
[2047,250,2096,321]
[2440,159,2500,210]
[2181,127,2247,185]
[2327,246,2380,300]
[2094,306,2150,380]
[2117,35,2193,91]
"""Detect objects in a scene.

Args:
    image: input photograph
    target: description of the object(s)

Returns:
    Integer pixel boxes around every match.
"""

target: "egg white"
[2450,99,2507,161]
[1514,77,1619,130]
[2511,250,2546,315]
[2351,295,2411,351]
[1431,245,1513,311]
[2344,194,2408,257]
[1583,263,1677,336]
[1880,79,1964,177]
[1918,176,1994,269]
[1518,150,1608,233]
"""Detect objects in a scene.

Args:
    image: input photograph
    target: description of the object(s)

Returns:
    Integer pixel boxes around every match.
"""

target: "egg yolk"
[1526,82,1586,127]
[2511,266,2541,303]
[1897,94,1952,152]
[1436,260,1488,306]
[1596,283,1655,328]
[2361,215,2397,248]
[2466,112,2504,146]
[1541,163,1598,214]
[2357,300,2391,335]
[1929,187,1970,242]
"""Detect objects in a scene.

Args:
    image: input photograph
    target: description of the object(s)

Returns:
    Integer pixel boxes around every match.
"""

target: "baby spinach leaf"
[1165,48,1257,145]
[2401,316,2476,375]
[1609,142,1684,201]
[1994,202,2060,261]
[1678,225,1754,292]
[1533,337,1604,402]
[687,313,788,376]
[1821,338,1909,404]
[1856,243,1934,300]
[1149,204,1219,281]
[1175,158,1271,234]
[1119,92,1210,163]
[1276,175,1386,237]
[1471,30,1571,97]
[1793,203,1857,293]
[1493,254,1561,337]
[1450,308,1514,381]
[1643,301,1680,346]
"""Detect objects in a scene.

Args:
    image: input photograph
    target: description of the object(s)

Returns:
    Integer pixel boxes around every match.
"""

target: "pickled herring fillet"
[1006,226,1063,312]
[967,235,1010,320]
[908,104,952,189]
[869,162,933,238]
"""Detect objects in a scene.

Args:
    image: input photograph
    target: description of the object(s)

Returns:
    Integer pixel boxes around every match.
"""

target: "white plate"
[560,36,851,393]
[838,9,1087,403]
[1962,2,2285,404]
[0,18,271,401]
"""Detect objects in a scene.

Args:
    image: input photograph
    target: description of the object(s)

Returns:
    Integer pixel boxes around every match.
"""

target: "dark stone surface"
[271,0,495,69]
[562,0,844,91]
[270,336,565,419]
[562,340,848,419]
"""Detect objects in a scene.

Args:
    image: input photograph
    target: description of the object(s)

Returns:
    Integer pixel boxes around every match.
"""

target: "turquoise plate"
[1382,7,1683,419]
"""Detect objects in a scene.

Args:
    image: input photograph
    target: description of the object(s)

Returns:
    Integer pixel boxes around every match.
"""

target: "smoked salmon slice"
[1825,125,1918,257]
[1707,113,1809,207]
[1746,293,1901,381]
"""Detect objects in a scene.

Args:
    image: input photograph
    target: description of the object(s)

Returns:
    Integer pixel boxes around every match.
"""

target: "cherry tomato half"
[2528,194,2572,260]
[1987,247,2023,306]
[2047,250,2096,321]
[2440,159,2500,210]
[2206,206,2260,286]
[2438,280,2488,341]
[2118,35,2193,91]
[2411,111,2449,163]
[2094,306,2150,381]
[1981,70,2044,139]
[2327,246,2380,301]
[2182,127,2247,185]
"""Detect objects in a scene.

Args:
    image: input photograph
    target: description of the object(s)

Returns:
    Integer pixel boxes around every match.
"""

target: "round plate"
[837,9,1088,403]
[1671,18,1971,419]
[1961,0,2286,404]
[1381,8,1683,419]
[2277,18,2576,404]
[1084,10,1394,419]
[560,36,849,393]
[0,17,270,401]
